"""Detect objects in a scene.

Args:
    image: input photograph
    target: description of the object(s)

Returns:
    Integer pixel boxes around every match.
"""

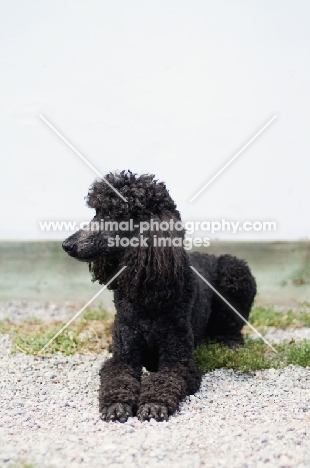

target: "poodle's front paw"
[100,403,132,423]
[137,403,169,422]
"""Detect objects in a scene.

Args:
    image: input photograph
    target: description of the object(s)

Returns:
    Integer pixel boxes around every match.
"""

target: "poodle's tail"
[205,254,257,346]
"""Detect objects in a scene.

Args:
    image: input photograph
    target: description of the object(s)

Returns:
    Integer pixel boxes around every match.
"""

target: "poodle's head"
[62,171,185,306]
[87,170,179,221]
[62,171,181,261]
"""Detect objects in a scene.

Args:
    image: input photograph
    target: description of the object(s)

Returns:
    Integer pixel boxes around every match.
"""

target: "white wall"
[1,1,309,239]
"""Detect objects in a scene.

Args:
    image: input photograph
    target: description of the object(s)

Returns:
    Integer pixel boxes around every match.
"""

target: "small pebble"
[0,302,309,467]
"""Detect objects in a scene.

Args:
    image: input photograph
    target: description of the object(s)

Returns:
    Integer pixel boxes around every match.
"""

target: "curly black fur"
[62,171,257,422]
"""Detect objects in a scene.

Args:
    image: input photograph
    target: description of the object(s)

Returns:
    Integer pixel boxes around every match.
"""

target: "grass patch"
[0,305,113,355]
[194,302,310,372]
[280,340,310,367]
[8,460,36,468]
[1,303,310,371]
[82,304,109,321]
[249,303,310,328]
[195,337,310,372]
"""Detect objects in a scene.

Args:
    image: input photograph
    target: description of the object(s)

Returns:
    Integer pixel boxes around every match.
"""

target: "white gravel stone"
[0,333,310,467]
[250,326,310,343]
[0,300,79,321]
[1,297,310,468]
[0,300,116,322]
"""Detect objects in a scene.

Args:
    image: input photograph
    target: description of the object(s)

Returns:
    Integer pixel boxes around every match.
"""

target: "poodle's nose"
[62,239,76,254]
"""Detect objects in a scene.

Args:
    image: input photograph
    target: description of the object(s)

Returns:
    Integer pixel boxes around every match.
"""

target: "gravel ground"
[2,301,310,344]
[250,327,310,343]
[0,301,78,321]
[1,332,310,468]
[2,301,309,322]
[0,300,117,322]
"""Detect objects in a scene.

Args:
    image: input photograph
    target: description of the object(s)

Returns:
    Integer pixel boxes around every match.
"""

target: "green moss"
[194,337,310,372]
[279,340,310,367]
[194,338,279,372]
[9,460,36,468]
[1,304,310,371]
[249,303,310,328]
[0,306,113,355]
[82,304,109,321]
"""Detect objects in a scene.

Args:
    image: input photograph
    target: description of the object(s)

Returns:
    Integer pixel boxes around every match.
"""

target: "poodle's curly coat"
[62,171,256,422]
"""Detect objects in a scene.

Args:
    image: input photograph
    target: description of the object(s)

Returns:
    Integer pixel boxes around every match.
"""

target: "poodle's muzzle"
[62,225,123,262]
[62,228,105,262]
[62,236,79,257]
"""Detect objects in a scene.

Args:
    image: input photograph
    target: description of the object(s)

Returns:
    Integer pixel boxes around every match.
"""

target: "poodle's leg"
[137,360,202,422]
[99,357,141,422]
[137,327,202,421]
[206,254,257,346]
[99,322,142,423]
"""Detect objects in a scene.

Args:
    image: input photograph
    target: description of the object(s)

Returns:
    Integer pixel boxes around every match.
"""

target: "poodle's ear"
[118,215,186,309]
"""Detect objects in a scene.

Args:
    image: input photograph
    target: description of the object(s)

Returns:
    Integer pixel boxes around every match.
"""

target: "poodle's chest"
[138,317,163,343]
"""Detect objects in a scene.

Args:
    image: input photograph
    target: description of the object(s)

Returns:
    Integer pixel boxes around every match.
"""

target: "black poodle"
[62,171,256,422]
